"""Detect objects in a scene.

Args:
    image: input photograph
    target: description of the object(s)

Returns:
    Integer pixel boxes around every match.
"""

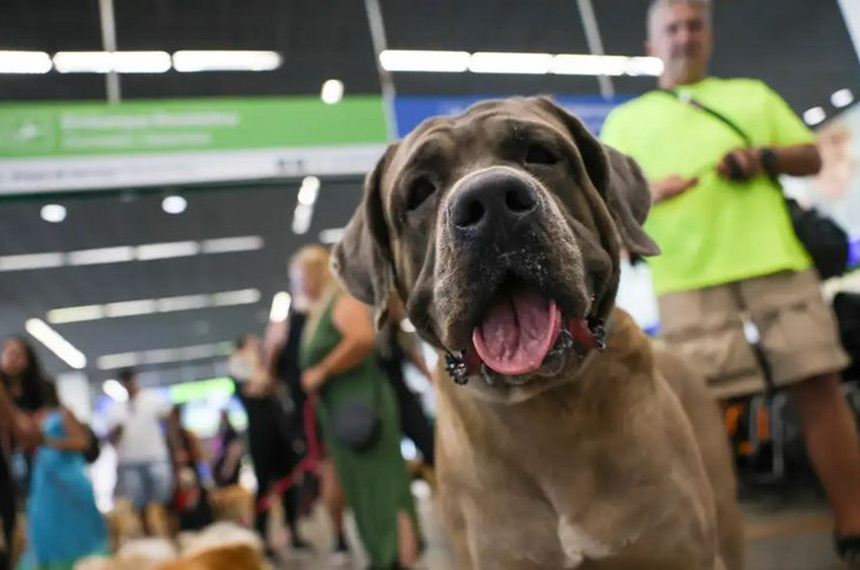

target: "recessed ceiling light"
[319,228,345,245]
[803,106,826,126]
[297,176,320,205]
[41,204,67,223]
[292,204,313,234]
[321,79,344,104]
[269,291,292,322]
[162,195,187,214]
[832,88,854,109]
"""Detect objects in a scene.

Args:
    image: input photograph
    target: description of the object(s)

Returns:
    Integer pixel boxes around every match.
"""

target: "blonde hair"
[290,244,331,281]
[647,0,712,36]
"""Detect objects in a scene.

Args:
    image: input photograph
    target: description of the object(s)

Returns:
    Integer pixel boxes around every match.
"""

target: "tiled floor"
[268,482,846,570]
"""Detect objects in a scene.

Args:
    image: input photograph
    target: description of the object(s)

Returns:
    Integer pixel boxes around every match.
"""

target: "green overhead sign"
[0,96,387,158]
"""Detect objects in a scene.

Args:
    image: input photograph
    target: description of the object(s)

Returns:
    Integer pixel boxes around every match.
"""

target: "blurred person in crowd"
[17,382,108,570]
[228,334,310,559]
[107,368,173,536]
[601,0,860,564]
[377,296,435,469]
[270,290,327,521]
[293,244,420,570]
[0,338,50,570]
[166,405,213,532]
[212,410,243,489]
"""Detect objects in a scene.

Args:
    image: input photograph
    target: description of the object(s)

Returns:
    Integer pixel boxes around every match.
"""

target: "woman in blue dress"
[17,383,107,570]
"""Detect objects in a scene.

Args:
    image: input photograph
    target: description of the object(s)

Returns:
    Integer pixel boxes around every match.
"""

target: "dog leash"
[254,397,321,514]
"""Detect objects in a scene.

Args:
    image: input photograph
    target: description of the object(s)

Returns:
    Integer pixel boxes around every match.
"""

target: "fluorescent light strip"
[0,235,265,273]
[136,240,200,261]
[97,353,139,370]
[104,299,157,318]
[157,295,210,312]
[2,50,283,75]
[102,379,129,402]
[212,288,261,306]
[172,50,282,72]
[379,49,664,77]
[98,342,233,370]
[67,246,136,266]
[552,54,627,76]
[53,51,171,74]
[0,253,65,271]
[47,305,105,324]
[469,52,553,74]
[25,318,87,369]
[0,51,52,74]
[47,288,262,324]
[200,236,264,254]
[379,50,470,73]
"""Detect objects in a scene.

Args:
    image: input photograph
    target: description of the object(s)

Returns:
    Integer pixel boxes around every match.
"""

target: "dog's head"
[334,97,658,402]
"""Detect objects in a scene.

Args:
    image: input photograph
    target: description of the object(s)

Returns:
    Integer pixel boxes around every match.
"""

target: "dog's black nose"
[449,170,539,239]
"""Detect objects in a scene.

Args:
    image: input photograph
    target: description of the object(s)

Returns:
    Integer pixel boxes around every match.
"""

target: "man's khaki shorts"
[658,269,850,399]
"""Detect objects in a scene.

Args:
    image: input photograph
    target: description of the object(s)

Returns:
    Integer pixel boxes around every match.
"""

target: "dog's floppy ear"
[533,97,660,257]
[331,144,398,327]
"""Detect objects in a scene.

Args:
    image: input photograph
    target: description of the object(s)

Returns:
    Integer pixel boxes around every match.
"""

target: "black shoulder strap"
[660,90,753,148]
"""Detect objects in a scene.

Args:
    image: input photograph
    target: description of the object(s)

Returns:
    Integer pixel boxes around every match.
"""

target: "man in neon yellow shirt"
[602,0,860,563]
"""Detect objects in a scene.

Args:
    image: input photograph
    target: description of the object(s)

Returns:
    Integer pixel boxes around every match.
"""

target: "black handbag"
[661,90,849,279]
[328,374,382,453]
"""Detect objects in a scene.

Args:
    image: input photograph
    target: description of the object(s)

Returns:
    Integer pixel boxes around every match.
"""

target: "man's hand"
[301,366,328,393]
[717,148,762,181]
[651,175,698,204]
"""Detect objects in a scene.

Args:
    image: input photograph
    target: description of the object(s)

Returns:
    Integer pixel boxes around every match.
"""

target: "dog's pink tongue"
[472,290,562,376]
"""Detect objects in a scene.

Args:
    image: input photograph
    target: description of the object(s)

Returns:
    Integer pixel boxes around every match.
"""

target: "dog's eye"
[525,143,559,166]
[405,177,436,211]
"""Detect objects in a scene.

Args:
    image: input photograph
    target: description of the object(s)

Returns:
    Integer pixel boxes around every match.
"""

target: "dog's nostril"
[505,186,537,213]
[454,199,486,227]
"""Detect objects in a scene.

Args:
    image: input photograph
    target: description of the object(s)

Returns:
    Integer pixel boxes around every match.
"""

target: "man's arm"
[717,143,822,181]
[769,143,822,177]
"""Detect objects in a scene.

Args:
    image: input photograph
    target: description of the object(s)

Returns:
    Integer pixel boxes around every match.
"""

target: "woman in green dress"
[292,245,420,570]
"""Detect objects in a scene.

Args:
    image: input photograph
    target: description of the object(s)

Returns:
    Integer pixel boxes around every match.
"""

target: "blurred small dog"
[76,522,265,570]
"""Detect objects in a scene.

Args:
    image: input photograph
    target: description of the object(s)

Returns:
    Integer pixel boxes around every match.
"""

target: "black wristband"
[759,147,779,180]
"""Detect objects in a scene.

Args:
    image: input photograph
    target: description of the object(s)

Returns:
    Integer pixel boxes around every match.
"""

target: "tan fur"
[435,311,743,569]
[156,544,266,570]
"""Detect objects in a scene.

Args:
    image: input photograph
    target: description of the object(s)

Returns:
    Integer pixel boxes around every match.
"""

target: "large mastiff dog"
[333,97,743,570]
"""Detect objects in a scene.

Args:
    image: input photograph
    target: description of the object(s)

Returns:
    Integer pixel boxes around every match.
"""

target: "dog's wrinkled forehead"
[382,98,571,191]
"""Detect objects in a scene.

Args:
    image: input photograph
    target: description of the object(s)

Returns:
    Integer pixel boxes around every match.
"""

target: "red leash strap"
[255,396,321,514]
